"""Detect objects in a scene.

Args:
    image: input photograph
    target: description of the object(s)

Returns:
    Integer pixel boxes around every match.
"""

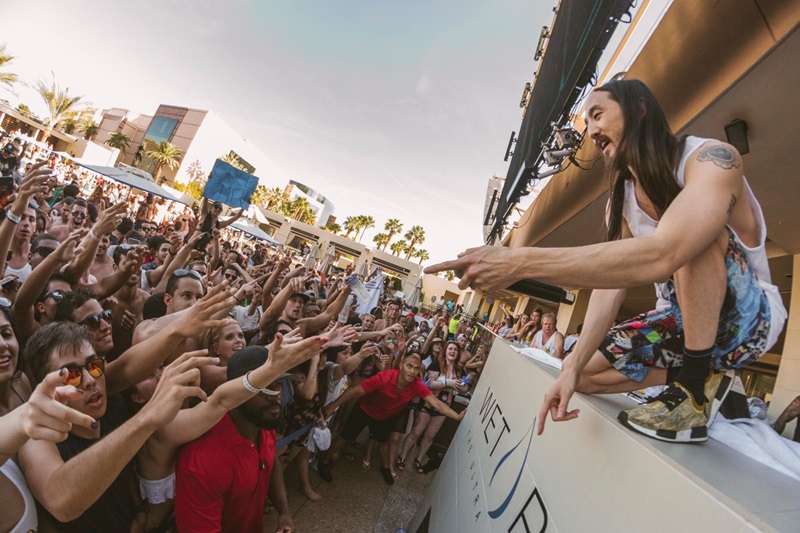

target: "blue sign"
[203,159,259,209]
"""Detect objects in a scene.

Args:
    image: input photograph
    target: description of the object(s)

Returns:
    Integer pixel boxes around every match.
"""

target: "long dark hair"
[597,79,684,241]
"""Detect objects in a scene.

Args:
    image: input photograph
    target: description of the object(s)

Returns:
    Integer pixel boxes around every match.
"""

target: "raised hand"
[266,333,327,375]
[279,327,304,346]
[322,323,357,348]
[22,369,98,442]
[119,246,146,277]
[139,350,219,428]
[92,203,127,236]
[172,284,236,338]
[51,230,88,264]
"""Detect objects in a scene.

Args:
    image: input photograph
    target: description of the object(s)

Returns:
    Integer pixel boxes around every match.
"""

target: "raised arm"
[150,335,327,449]
[106,285,234,395]
[13,231,84,342]
[0,164,50,275]
[217,208,243,230]
[301,285,352,335]
[152,233,203,294]
[62,203,126,283]
[259,277,304,330]
[20,353,216,523]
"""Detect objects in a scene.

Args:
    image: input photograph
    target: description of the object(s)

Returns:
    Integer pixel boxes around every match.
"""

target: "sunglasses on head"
[173,269,203,280]
[34,246,56,258]
[61,356,106,387]
[79,309,112,329]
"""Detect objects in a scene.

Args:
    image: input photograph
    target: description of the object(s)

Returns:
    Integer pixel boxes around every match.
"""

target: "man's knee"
[575,374,603,394]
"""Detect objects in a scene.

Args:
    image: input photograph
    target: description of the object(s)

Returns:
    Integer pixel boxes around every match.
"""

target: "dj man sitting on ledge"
[428,79,786,443]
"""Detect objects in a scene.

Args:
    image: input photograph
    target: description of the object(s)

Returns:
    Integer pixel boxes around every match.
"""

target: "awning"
[76,164,184,204]
[230,219,281,245]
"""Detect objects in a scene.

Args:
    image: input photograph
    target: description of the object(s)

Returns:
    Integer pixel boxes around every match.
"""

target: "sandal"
[396,456,406,472]
[362,459,371,470]
[391,470,399,480]
[415,459,424,475]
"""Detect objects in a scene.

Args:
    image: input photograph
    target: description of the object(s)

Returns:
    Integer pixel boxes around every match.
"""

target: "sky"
[1,0,555,266]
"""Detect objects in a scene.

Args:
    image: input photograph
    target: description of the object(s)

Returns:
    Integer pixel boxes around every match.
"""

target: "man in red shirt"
[175,347,294,533]
[319,352,465,485]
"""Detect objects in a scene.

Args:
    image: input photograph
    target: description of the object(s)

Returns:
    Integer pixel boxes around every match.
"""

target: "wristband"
[242,371,280,396]
[88,229,101,242]
[5,211,20,224]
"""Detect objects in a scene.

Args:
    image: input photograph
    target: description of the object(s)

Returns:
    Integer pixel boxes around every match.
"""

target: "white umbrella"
[304,243,320,270]
[357,260,370,278]
[405,277,423,307]
[319,244,337,275]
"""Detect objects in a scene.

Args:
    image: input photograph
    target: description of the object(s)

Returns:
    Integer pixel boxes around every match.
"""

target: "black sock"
[675,347,712,404]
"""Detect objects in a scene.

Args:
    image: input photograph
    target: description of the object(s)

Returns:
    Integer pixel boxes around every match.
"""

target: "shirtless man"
[89,234,115,280]
[429,79,787,443]
[108,245,150,353]
[50,198,89,242]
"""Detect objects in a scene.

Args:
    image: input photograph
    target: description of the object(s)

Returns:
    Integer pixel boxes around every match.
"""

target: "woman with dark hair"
[397,341,468,474]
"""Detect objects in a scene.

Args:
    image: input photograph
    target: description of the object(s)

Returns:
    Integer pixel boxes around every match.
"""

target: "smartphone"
[0,176,14,211]
[194,232,213,251]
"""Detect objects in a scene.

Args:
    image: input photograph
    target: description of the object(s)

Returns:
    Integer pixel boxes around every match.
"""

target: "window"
[143,116,178,144]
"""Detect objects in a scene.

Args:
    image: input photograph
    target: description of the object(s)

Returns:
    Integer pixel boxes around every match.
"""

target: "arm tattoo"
[697,145,740,170]
[727,194,737,216]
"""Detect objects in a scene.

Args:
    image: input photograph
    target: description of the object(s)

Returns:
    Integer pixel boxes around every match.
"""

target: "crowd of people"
[0,148,491,532]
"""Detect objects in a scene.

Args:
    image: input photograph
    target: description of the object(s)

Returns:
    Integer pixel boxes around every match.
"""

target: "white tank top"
[622,136,787,349]
[0,459,38,533]
[533,330,557,355]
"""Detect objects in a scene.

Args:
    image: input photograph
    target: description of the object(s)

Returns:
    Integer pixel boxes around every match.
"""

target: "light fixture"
[725,119,749,155]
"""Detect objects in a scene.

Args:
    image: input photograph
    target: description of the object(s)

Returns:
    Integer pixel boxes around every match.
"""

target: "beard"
[241,403,286,431]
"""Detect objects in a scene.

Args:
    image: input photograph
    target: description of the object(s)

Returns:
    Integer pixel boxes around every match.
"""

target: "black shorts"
[341,403,393,443]
[389,406,412,434]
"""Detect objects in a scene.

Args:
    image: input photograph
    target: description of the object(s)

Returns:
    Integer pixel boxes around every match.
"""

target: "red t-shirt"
[175,414,276,533]
[359,369,431,420]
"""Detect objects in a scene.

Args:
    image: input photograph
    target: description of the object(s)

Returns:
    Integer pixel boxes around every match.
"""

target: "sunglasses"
[61,356,106,387]
[223,273,238,280]
[45,289,66,302]
[173,269,202,280]
[34,246,56,258]
[71,211,87,219]
[79,309,112,329]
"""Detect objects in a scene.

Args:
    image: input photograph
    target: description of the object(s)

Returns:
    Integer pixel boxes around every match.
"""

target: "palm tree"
[357,215,375,242]
[144,140,183,183]
[0,43,18,90]
[373,232,390,250]
[290,197,312,221]
[104,132,131,156]
[81,120,98,140]
[443,271,456,282]
[34,74,85,141]
[413,248,430,265]
[264,187,289,213]
[389,240,408,257]
[404,225,426,260]
[186,160,205,184]
[61,118,78,134]
[324,222,342,235]
[384,218,403,250]
[343,217,358,239]
[220,152,248,172]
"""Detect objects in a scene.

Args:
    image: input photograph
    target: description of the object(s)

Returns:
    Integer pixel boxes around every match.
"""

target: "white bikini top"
[0,459,38,533]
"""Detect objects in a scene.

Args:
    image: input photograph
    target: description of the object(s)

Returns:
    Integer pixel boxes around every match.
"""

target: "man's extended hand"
[266,333,327,374]
[139,350,219,428]
[22,369,98,442]
[425,245,523,292]
[171,284,235,338]
[536,369,581,435]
